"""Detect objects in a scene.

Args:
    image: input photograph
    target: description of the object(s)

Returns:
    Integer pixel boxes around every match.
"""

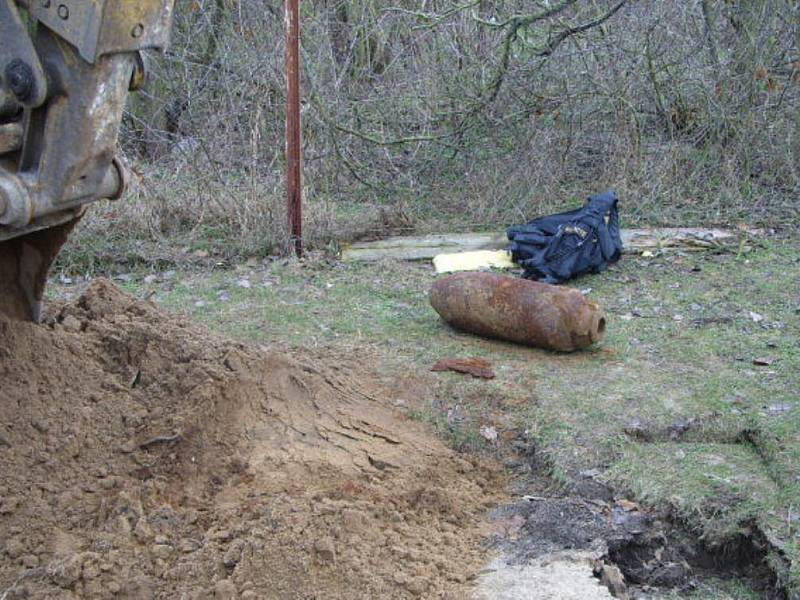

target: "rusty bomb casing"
[429,272,606,352]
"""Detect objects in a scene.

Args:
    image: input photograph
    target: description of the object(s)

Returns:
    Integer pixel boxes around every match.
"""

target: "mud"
[490,437,789,599]
[0,280,504,599]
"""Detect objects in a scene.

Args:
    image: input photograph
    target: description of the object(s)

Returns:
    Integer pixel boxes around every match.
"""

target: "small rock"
[133,518,154,543]
[650,560,691,587]
[223,353,245,373]
[143,274,158,284]
[341,509,367,532]
[30,419,49,433]
[21,554,39,569]
[209,529,232,542]
[118,440,137,454]
[223,539,245,569]
[181,587,209,600]
[752,357,775,366]
[479,426,498,442]
[151,544,173,560]
[82,560,101,580]
[0,496,20,514]
[179,539,200,553]
[193,250,210,259]
[598,562,629,599]
[5,538,25,559]
[668,418,694,439]
[405,576,429,595]
[99,477,118,490]
[61,315,82,333]
[153,558,168,578]
[767,403,793,416]
[624,418,650,441]
[119,576,155,600]
[162,270,177,280]
[314,537,336,563]
[214,579,237,600]
[49,554,82,589]
[611,507,649,535]
[236,279,251,289]
[749,311,764,323]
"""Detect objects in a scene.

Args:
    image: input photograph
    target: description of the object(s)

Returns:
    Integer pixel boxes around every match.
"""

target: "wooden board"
[341,228,757,262]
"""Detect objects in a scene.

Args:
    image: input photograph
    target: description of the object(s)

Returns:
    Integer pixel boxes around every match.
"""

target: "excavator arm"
[0,0,173,321]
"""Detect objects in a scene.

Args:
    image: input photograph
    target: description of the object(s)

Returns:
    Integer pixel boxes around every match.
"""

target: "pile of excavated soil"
[0,280,503,599]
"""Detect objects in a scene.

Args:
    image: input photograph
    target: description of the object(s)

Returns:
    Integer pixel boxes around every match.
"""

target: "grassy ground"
[51,236,800,596]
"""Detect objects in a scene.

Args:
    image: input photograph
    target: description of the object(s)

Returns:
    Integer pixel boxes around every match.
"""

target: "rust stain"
[431,358,495,379]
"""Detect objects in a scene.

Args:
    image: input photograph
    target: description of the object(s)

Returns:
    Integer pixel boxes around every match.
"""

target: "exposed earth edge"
[484,438,793,599]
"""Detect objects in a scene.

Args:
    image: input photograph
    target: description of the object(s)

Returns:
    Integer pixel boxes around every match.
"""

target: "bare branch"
[537,0,630,57]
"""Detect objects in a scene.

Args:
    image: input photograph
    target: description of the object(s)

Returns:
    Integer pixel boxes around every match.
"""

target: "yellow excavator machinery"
[0,0,174,321]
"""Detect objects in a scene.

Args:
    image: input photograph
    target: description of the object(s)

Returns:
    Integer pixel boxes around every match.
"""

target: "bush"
[69,0,799,269]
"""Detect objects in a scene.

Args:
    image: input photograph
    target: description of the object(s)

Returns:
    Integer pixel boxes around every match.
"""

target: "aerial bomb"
[429,272,606,352]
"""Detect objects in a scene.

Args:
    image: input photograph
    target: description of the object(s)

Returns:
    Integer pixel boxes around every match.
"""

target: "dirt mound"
[0,280,502,599]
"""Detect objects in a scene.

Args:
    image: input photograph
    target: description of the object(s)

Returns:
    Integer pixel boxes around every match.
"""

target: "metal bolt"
[5,60,35,102]
[57,4,69,19]
[131,23,144,38]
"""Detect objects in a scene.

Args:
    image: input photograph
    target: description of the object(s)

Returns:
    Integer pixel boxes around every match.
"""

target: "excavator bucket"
[0,0,174,321]
[0,214,83,322]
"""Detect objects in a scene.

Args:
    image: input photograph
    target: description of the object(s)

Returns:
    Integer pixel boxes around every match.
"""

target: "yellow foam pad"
[433,250,516,274]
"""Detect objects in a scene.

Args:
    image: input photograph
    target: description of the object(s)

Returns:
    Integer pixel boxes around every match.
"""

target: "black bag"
[507,190,623,284]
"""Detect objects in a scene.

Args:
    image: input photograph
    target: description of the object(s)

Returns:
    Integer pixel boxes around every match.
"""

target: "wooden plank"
[341,232,507,262]
[341,228,758,262]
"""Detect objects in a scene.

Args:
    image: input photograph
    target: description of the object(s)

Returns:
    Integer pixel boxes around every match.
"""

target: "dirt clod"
[214,579,237,599]
[0,279,503,598]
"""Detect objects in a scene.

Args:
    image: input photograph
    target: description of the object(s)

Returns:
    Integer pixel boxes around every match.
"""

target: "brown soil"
[0,280,503,599]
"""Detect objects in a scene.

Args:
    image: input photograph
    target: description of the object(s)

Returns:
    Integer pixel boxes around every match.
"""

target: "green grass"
[659,578,762,599]
[51,236,800,593]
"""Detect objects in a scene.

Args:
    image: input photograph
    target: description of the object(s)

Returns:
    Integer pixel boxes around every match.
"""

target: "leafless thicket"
[85,0,798,260]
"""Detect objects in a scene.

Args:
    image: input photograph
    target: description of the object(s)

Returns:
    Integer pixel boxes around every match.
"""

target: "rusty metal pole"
[285,0,302,257]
